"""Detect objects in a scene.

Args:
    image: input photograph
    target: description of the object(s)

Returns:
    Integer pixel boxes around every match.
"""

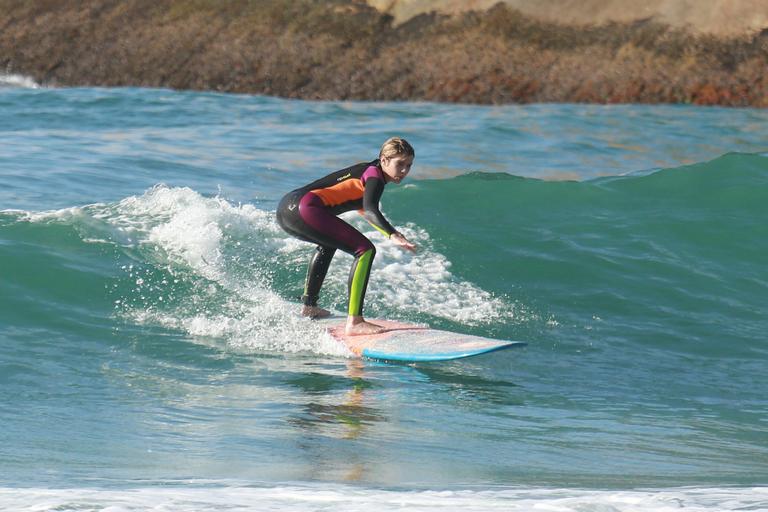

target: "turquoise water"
[1,80,767,510]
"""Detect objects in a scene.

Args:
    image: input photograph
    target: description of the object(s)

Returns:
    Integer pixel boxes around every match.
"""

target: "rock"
[366,0,768,37]
[1,0,766,106]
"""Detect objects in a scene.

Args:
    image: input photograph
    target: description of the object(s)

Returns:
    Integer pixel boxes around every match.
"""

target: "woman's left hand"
[391,232,417,253]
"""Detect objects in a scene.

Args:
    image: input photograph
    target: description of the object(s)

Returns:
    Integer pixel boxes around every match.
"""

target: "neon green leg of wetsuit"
[348,248,374,317]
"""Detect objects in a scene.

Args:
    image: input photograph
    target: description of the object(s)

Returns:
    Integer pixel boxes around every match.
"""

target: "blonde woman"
[277,137,417,335]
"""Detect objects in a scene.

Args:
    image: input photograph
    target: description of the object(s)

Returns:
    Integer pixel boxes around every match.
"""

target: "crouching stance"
[276,137,416,335]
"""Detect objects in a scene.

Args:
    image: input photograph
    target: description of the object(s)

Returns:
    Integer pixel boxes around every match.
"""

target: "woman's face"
[380,154,414,184]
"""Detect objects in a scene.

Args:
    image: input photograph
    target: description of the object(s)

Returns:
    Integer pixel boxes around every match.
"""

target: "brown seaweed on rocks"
[1,0,766,106]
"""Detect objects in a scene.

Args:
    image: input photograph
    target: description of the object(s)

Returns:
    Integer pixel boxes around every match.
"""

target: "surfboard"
[319,318,526,362]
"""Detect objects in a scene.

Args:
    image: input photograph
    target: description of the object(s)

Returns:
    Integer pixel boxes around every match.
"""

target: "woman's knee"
[355,240,375,257]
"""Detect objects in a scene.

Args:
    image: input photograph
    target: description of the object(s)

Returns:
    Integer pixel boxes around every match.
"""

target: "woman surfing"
[276,137,416,335]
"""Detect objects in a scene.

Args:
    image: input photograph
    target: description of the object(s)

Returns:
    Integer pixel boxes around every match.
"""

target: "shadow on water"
[407,363,526,407]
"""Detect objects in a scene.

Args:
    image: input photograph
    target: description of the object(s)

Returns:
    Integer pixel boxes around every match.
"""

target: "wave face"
[3,153,766,358]
[1,87,766,503]
[396,153,768,355]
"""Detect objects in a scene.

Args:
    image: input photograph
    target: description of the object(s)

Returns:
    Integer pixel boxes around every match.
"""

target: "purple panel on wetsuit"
[361,165,384,184]
[299,192,374,256]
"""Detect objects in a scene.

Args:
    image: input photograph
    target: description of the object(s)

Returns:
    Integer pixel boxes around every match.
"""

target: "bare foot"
[302,305,331,319]
[345,318,386,336]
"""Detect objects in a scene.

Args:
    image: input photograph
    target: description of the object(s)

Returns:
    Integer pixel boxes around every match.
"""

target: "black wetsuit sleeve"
[361,177,396,237]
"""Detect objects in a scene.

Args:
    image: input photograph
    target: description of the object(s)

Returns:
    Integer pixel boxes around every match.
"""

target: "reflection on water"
[281,357,527,483]
[285,360,385,482]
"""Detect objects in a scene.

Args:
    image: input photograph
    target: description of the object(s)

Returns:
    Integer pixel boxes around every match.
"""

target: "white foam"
[0,73,41,89]
[1,484,766,512]
[105,185,347,354]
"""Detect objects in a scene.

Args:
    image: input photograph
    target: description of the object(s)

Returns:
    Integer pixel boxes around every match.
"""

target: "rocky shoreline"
[1,0,767,106]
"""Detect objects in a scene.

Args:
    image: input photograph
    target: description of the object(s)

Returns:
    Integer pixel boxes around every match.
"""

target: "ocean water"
[1,77,767,511]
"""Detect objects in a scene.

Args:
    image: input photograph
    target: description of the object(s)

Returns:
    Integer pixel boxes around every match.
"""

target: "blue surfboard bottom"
[361,340,526,362]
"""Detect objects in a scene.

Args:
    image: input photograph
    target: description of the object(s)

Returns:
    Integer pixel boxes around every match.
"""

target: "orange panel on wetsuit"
[310,178,364,207]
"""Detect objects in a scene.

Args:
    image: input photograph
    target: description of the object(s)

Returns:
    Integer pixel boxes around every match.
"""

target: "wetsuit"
[276,159,396,316]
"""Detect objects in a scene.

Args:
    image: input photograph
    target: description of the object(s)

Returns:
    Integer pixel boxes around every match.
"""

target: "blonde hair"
[379,137,415,160]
